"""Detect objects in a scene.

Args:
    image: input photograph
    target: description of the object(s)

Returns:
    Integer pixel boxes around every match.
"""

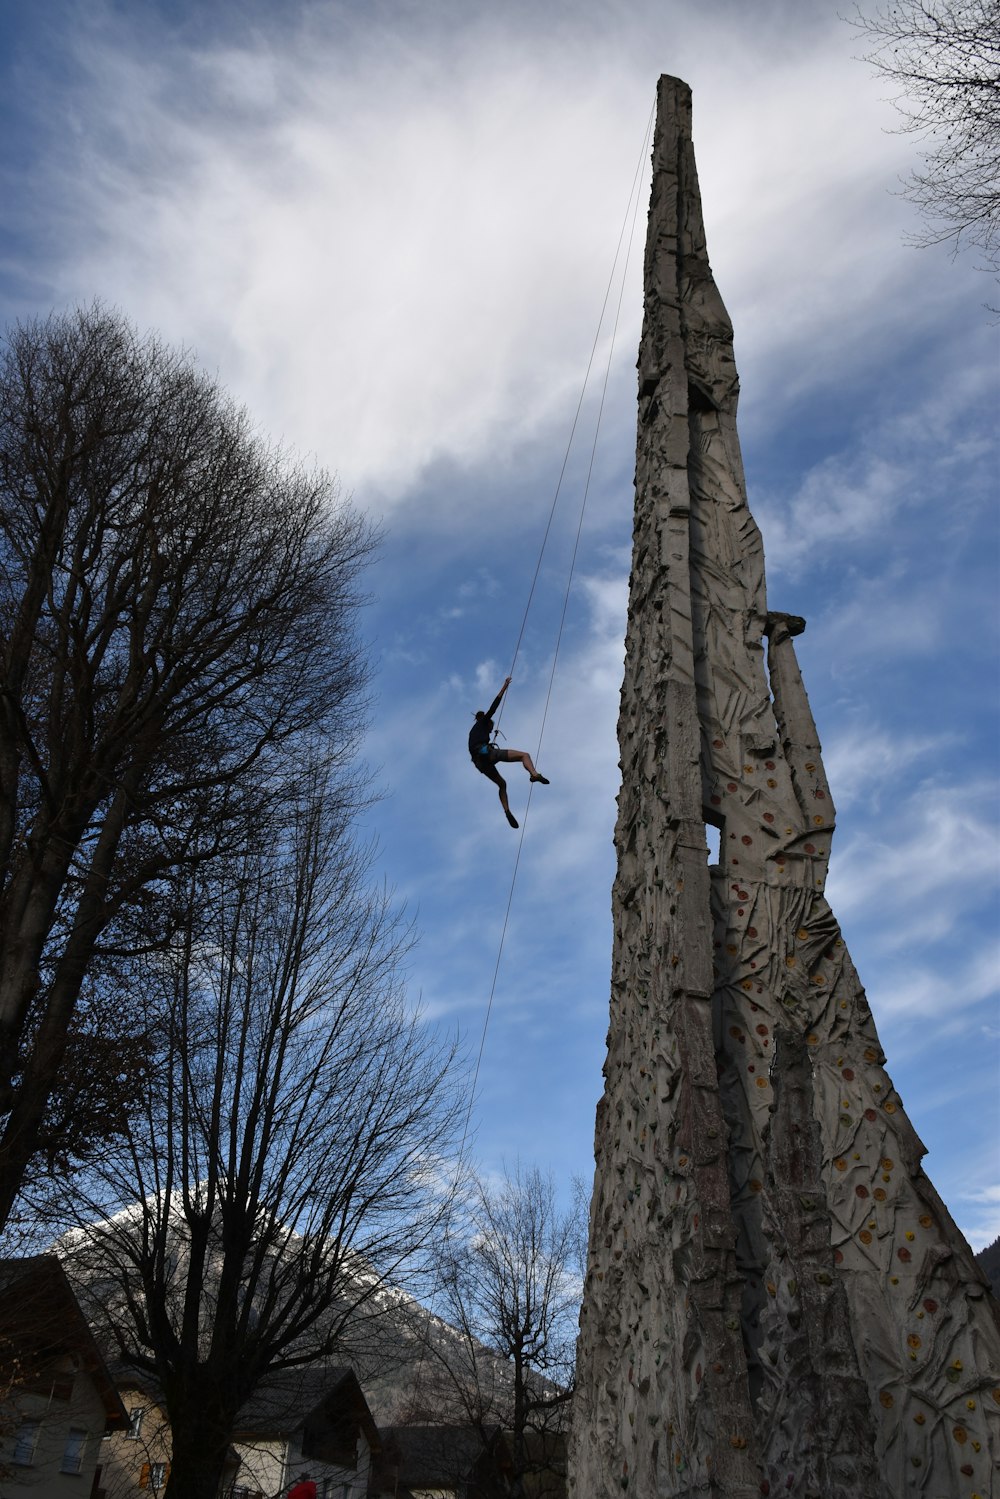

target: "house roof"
[0,1255,128,1428]
[235,1364,381,1462]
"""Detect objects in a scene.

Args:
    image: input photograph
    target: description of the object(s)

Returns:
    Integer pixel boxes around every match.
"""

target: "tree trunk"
[163,1394,236,1499]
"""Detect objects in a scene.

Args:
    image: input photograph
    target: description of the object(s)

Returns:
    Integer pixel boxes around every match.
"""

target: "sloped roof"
[0,1255,127,1428]
[235,1364,380,1464]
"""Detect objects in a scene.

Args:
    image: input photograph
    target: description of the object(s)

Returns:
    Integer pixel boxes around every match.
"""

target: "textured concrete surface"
[569,74,1000,1499]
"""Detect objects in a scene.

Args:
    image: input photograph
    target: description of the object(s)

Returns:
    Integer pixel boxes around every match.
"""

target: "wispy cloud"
[823,725,960,810]
[828,778,1000,944]
[4,0,960,513]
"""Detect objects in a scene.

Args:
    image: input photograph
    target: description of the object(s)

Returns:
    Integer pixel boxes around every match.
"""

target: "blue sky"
[1,0,997,1249]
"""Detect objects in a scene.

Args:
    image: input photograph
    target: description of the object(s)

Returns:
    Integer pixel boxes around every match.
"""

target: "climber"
[469,676,549,829]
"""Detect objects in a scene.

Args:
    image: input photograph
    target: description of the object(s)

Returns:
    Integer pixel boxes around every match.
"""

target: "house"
[90,1378,172,1498]
[0,1256,127,1497]
[227,1366,379,1499]
[97,1365,379,1499]
[368,1424,512,1499]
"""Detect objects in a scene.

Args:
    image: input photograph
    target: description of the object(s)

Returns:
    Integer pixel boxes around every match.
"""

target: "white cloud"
[828,778,1000,947]
[823,726,959,810]
[756,358,998,583]
[9,0,979,515]
[861,943,999,1025]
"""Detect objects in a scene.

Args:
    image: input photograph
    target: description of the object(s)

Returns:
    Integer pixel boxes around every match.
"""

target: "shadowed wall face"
[569,74,1000,1499]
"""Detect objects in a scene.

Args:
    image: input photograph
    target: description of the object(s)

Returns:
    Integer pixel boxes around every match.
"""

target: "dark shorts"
[471,744,510,775]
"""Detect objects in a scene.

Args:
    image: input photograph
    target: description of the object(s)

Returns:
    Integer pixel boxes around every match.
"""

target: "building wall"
[0,1353,110,1498]
[95,1394,373,1499]
[231,1429,373,1499]
[94,1386,172,1499]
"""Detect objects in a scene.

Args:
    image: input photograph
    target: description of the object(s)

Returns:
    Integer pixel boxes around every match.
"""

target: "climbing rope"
[460,99,655,1157]
[492,97,655,741]
[407,106,655,1393]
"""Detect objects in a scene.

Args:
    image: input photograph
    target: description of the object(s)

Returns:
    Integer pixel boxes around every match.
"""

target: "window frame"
[12,1417,41,1466]
[61,1425,89,1475]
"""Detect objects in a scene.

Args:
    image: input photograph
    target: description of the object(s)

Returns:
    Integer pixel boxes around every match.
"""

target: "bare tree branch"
[58,773,463,1499]
[849,0,1000,269]
[0,305,379,1225]
[410,1164,585,1499]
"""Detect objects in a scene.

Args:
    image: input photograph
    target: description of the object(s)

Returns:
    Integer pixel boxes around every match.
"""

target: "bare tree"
[0,306,377,1230]
[850,0,1000,268]
[59,770,462,1499]
[413,1165,586,1499]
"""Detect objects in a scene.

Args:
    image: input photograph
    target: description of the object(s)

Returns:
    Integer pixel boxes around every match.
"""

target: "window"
[13,1418,40,1465]
[126,1407,145,1439]
[61,1427,89,1475]
[140,1463,170,1491]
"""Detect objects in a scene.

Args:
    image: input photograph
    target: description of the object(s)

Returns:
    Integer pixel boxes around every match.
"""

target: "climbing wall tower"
[569,76,1000,1499]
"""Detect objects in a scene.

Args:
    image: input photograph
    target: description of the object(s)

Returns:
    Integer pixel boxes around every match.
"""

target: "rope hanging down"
[462,101,655,1143]
[493,97,656,740]
[408,107,656,1389]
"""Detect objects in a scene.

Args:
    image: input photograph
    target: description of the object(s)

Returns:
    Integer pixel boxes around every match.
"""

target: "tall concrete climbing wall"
[569,75,1000,1499]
